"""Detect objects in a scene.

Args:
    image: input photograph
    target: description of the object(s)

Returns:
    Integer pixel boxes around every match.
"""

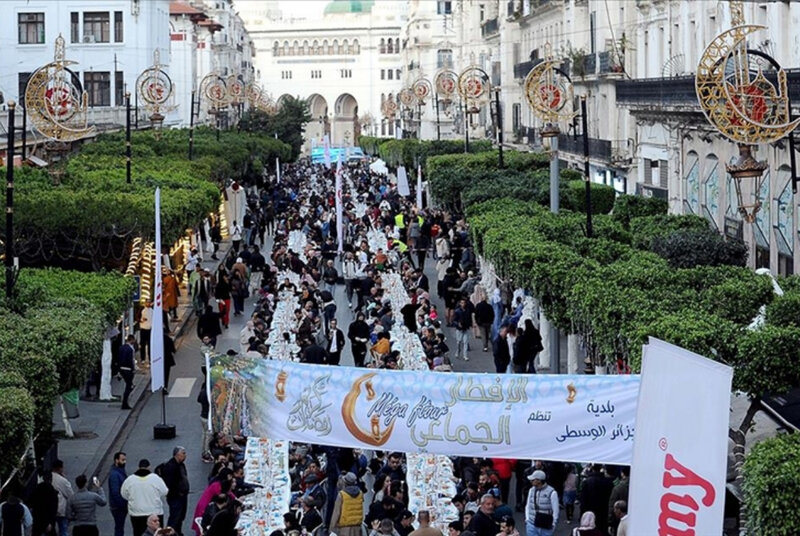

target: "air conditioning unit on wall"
[83,35,96,43]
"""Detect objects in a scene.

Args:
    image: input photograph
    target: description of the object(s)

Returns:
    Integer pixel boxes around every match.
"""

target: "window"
[437,49,453,68]
[114,11,123,42]
[380,38,386,54]
[396,69,401,79]
[381,69,386,80]
[84,71,111,106]
[437,1,452,15]
[18,73,32,106]
[387,39,394,54]
[84,12,110,43]
[281,71,293,79]
[18,13,45,44]
[311,70,322,79]
[71,12,79,42]
[388,69,393,80]
[115,71,124,106]
[480,4,485,22]
[340,69,352,79]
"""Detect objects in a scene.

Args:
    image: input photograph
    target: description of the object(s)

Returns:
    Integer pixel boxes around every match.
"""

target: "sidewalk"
[52,240,232,483]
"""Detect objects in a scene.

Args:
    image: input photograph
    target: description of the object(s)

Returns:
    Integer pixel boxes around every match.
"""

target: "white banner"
[416,165,423,208]
[629,339,731,536]
[323,134,332,169]
[211,359,640,463]
[150,188,165,391]
[397,165,411,197]
[276,157,280,183]
[335,152,344,253]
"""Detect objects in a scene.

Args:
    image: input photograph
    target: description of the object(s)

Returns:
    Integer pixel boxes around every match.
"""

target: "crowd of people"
[0,158,630,536]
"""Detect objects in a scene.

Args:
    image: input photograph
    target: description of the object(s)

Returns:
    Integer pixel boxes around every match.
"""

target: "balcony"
[481,18,499,38]
[514,57,542,79]
[558,133,612,161]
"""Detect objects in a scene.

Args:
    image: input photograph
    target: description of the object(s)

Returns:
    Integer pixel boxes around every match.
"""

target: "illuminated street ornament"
[381,96,398,120]
[227,74,245,105]
[523,45,577,151]
[25,34,95,141]
[695,0,800,223]
[399,88,417,108]
[412,78,432,105]
[434,69,458,106]
[457,66,491,113]
[200,71,230,112]
[136,49,175,140]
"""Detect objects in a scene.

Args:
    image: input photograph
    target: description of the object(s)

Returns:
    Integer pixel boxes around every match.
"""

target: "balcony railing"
[558,133,612,161]
[481,18,499,38]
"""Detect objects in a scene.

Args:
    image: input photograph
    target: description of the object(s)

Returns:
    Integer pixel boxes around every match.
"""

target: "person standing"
[524,471,558,536]
[474,296,494,353]
[0,484,33,536]
[453,297,474,361]
[66,474,107,536]
[139,302,153,368]
[162,330,176,393]
[329,473,364,536]
[118,335,136,410]
[160,448,190,536]
[120,459,168,536]
[196,306,223,348]
[607,467,629,535]
[109,452,128,536]
[162,269,180,321]
[29,469,58,536]
[348,312,370,367]
[612,501,628,536]
[51,460,73,536]
[192,270,213,316]
[492,327,511,374]
[230,224,242,254]
[326,318,345,366]
[322,259,338,297]
[579,466,613,534]
[467,495,498,536]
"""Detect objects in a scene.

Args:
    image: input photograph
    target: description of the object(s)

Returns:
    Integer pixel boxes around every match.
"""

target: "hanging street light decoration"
[434,69,458,108]
[457,65,491,114]
[695,0,800,223]
[200,71,230,140]
[412,77,432,106]
[25,34,94,142]
[381,95,398,121]
[399,88,418,139]
[136,48,175,140]
[523,45,577,152]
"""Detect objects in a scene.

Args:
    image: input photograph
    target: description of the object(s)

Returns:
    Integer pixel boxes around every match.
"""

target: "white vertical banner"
[205,351,213,432]
[629,338,731,536]
[276,157,281,183]
[416,164,423,208]
[323,134,332,169]
[397,165,411,197]
[150,188,165,391]
[335,152,344,253]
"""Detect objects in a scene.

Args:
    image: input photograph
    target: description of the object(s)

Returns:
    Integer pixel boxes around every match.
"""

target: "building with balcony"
[242,0,406,149]
[0,0,170,134]
[620,0,800,275]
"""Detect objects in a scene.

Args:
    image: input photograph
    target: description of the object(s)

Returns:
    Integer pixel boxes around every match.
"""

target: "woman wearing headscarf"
[571,512,603,536]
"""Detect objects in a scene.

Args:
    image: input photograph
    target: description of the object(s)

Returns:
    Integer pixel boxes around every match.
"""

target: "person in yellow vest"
[330,472,364,536]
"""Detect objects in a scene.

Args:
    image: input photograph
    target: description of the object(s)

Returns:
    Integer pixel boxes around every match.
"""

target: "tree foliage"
[743,433,800,535]
[240,97,311,161]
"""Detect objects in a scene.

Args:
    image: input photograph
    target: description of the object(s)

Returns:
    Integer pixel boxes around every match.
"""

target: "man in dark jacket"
[492,327,511,374]
[580,465,615,533]
[118,335,136,410]
[108,452,128,536]
[474,298,494,352]
[30,470,58,536]
[467,495,498,536]
[197,305,223,347]
[326,319,346,366]
[347,312,370,367]
[160,447,190,535]
[607,466,630,534]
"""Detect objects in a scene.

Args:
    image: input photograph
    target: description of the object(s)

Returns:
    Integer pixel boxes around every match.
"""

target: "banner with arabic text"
[211,359,640,464]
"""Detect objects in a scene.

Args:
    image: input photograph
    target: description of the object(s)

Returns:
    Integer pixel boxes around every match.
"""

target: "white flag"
[150,188,165,391]
[628,338,732,536]
[276,157,281,183]
[323,135,332,169]
[397,165,410,197]
[416,164,423,208]
[335,152,344,253]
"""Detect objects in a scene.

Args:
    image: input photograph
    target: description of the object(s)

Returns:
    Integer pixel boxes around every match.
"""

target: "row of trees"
[425,151,800,535]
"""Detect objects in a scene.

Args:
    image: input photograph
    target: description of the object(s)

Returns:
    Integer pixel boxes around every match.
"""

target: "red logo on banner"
[658,452,716,536]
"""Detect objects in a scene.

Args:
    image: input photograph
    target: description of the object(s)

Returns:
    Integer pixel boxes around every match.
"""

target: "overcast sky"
[278,0,329,19]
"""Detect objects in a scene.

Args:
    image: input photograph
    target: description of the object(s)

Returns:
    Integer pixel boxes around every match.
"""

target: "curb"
[83,244,232,483]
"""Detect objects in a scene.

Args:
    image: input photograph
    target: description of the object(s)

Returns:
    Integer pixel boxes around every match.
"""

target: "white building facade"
[242,0,407,149]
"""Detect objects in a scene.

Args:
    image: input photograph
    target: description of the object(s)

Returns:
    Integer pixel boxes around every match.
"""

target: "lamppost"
[522,46,577,374]
[491,87,504,169]
[381,96,398,138]
[5,101,15,298]
[434,69,458,141]
[125,92,131,183]
[457,65,491,153]
[399,88,418,139]
[412,77,432,140]
[200,72,230,141]
[136,49,174,140]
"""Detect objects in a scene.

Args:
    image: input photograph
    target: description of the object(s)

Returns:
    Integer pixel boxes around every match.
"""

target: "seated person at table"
[369,518,401,536]
[297,497,323,533]
[366,495,402,526]
[370,331,391,361]
[395,510,415,536]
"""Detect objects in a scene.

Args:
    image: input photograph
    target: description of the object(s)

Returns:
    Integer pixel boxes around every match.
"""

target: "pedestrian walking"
[162,269,180,321]
[139,302,153,368]
[120,459,168,536]
[196,306,222,348]
[209,221,221,261]
[109,452,128,536]
[160,447,190,535]
[453,297,473,361]
[29,469,58,536]
[326,318,345,366]
[66,474,107,536]
[524,471,558,536]
[0,483,33,536]
[51,460,73,536]
[118,335,136,410]
[348,312,370,367]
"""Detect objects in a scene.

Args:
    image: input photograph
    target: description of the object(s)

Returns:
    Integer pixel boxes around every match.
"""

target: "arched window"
[313,40,320,54]
[273,42,279,56]
[380,38,386,54]
[302,40,309,55]
[323,39,329,54]
[283,40,290,56]
[292,40,300,55]
[702,154,720,228]
[381,93,386,104]
[396,69,401,79]
[332,39,339,54]
[353,39,360,54]
[387,38,394,54]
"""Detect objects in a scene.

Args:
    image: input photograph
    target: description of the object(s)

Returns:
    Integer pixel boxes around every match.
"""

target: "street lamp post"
[493,87,504,169]
[5,102,15,298]
[189,89,196,160]
[125,92,132,184]
[434,97,442,141]
[581,96,592,237]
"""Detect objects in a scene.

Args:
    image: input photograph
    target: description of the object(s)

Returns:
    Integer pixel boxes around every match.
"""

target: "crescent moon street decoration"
[341,373,394,446]
[136,49,175,115]
[227,74,245,105]
[696,25,800,145]
[399,88,418,108]
[381,97,398,120]
[200,71,231,112]
[457,66,491,113]
[434,69,458,105]
[412,78,432,105]
[25,34,95,141]
[523,59,577,125]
